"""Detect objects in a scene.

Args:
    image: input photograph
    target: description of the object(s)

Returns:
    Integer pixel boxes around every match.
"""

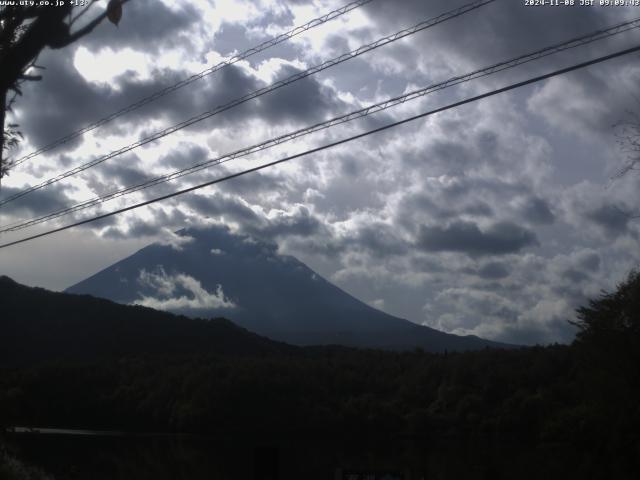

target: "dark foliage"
[0,275,294,367]
[573,269,640,340]
[0,1,129,179]
[0,274,639,478]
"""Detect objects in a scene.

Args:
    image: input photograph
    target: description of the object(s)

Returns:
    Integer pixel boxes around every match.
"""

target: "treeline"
[0,343,634,442]
[0,345,568,433]
[0,272,639,477]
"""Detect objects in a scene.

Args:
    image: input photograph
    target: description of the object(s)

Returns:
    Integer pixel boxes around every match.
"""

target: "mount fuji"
[66,225,509,351]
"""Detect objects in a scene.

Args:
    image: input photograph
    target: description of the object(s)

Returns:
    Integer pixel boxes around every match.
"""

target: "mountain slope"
[66,226,510,351]
[0,275,293,366]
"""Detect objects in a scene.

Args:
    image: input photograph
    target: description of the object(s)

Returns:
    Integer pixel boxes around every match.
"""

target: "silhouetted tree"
[614,111,640,180]
[0,0,128,185]
[572,270,640,342]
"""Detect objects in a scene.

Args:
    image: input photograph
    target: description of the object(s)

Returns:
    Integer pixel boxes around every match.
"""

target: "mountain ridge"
[65,225,512,352]
[0,274,294,366]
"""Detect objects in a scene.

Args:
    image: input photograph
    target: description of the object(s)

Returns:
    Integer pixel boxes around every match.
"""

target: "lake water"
[4,428,587,480]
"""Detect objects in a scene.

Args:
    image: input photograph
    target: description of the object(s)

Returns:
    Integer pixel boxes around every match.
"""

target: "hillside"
[0,275,293,366]
[1,272,639,478]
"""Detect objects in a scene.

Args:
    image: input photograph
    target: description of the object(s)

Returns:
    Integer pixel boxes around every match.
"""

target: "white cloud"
[134,267,236,311]
[369,298,385,310]
[74,46,153,87]
[156,228,194,251]
[527,76,610,139]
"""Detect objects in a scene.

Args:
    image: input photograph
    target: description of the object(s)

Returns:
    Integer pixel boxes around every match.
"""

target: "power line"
[3,15,639,234]
[0,0,495,208]
[2,43,639,250]
[9,0,376,168]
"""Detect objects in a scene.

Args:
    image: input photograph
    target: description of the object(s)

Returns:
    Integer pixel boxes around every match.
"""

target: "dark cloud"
[3,0,389,180]
[562,268,589,284]
[77,1,200,54]
[463,201,494,218]
[183,193,260,225]
[585,204,631,236]
[251,206,324,239]
[348,223,408,257]
[213,22,260,57]
[429,139,474,173]
[217,169,292,202]
[339,156,360,177]
[84,214,119,231]
[283,234,347,259]
[397,193,454,224]
[576,251,600,272]
[100,162,147,187]
[13,45,345,161]
[182,191,327,243]
[442,177,531,201]
[13,55,207,156]
[79,153,148,197]
[477,261,511,280]
[102,220,160,240]
[257,64,346,124]
[119,58,346,136]
[520,196,555,225]
[131,59,349,134]
[14,54,114,152]
[99,207,188,239]
[212,5,297,58]
[0,183,74,217]
[363,0,638,139]
[416,220,539,256]
[159,145,209,170]
[202,63,261,108]
[401,133,480,174]
[109,63,264,135]
[365,0,609,67]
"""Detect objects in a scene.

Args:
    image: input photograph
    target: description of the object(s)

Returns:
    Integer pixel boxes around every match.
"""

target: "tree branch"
[19,74,42,81]
[0,89,7,183]
[50,0,132,49]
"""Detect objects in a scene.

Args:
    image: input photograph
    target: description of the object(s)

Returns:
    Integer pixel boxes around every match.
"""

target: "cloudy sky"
[1,0,640,345]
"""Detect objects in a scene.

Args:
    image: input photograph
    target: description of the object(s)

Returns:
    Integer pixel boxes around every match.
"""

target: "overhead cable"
[9,0,376,168]
[3,14,639,233]
[0,0,495,207]
[2,42,639,250]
